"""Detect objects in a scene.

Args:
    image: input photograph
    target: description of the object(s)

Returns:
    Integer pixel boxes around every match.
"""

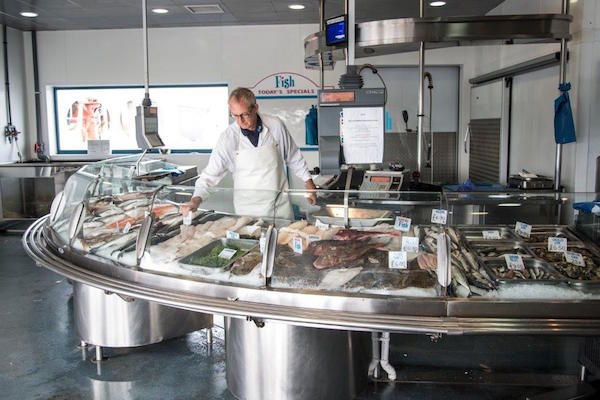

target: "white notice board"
[340,107,384,164]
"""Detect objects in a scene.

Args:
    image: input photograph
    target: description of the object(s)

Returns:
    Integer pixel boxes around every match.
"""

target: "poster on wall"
[53,85,229,153]
[249,72,327,148]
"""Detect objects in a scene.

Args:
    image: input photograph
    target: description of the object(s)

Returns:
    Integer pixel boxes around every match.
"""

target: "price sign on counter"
[564,251,585,267]
[515,221,531,238]
[226,230,240,240]
[259,236,266,253]
[123,222,132,234]
[307,235,321,243]
[431,209,448,225]
[394,216,411,232]
[482,230,501,240]
[504,254,525,271]
[401,236,419,253]
[218,248,237,260]
[389,251,408,269]
[548,237,567,252]
[292,237,303,254]
[315,219,329,231]
[183,211,192,226]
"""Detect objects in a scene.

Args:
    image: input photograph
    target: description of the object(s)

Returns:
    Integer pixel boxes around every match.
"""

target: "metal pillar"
[345,0,355,66]
[554,0,569,191]
[417,0,425,174]
[319,0,325,89]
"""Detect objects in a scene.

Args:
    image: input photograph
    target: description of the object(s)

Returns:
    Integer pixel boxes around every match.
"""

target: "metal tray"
[482,258,567,286]
[179,238,259,275]
[517,226,581,243]
[470,242,535,259]
[457,226,519,244]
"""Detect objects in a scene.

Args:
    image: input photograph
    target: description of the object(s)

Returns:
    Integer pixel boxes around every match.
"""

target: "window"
[52,84,229,154]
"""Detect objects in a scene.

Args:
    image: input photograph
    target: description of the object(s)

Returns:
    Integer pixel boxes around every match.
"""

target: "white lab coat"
[193,113,311,200]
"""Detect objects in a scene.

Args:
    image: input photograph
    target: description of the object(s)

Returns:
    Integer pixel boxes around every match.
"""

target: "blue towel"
[554,82,576,144]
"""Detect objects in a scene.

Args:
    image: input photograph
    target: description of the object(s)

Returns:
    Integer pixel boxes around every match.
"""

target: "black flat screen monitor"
[326,15,347,46]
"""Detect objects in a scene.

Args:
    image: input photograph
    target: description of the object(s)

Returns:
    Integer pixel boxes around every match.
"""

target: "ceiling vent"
[184,4,225,14]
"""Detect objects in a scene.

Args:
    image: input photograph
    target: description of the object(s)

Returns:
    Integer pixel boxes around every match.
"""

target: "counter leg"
[368,332,380,379]
[580,365,586,382]
[77,340,87,348]
[380,332,396,381]
[92,345,104,363]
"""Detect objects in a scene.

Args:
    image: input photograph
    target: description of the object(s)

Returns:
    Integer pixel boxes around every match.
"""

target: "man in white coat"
[181,87,317,219]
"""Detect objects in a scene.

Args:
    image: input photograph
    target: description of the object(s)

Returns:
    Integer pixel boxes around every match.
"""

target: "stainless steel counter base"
[73,282,212,347]
[225,317,370,400]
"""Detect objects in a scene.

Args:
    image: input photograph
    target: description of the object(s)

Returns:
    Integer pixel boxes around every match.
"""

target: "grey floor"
[0,234,594,400]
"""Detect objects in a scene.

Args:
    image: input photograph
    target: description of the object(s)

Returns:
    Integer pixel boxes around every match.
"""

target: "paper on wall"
[340,107,384,164]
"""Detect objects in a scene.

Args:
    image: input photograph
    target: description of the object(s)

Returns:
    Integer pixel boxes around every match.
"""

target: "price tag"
[431,209,448,225]
[144,210,150,218]
[226,230,240,240]
[315,219,329,231]
[482,230,501,240]
[307,235,321,243]
[504,254,525,271]
[292,237,303,254]
[218,248,237,260]
[389,251,408,269]
[259,236,266,253]
[548,237,567,252]
[394,216,411,232]
[564,251,585,267]
[246,225,260,234]
[401,236,419,253]
[183,211,192,226]
[123,222,132,234]
[515,221,531,238]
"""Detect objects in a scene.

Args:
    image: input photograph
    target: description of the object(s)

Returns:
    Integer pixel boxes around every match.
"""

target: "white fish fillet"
[319,267,363,290]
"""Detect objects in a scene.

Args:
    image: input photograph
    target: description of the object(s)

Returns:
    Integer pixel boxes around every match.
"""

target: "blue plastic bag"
[554,82,576,144]
[305,105,318,145]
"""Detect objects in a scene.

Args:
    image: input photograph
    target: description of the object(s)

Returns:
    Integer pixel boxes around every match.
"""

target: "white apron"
[233,126,294,220]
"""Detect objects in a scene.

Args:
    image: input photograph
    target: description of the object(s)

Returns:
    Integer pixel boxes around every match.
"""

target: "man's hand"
[180,196,202,216]
[304,179,317,205]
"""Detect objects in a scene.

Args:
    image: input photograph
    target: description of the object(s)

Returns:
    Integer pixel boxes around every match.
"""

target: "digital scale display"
[320,91,355,103]
[369,175,391,183]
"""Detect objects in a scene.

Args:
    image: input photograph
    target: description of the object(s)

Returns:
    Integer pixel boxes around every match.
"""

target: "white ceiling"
[1,0,505,31]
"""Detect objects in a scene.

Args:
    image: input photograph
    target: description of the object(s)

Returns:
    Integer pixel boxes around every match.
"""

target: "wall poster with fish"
[52,84,229,154]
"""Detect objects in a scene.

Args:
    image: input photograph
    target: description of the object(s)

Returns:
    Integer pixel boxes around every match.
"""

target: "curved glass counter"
[25,156,600,334]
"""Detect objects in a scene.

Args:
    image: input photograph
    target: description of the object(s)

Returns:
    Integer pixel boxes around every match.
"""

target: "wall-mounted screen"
[52,84,228,154]
[326,15,347,46]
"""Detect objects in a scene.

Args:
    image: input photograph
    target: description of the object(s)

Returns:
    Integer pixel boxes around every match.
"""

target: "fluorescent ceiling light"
[152,8,169,14]
[288,4,305,10]
[429,1,446,6]
[20,11,38,17]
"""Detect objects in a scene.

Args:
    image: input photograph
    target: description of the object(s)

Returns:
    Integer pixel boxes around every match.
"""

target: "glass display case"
[27,155,600,334]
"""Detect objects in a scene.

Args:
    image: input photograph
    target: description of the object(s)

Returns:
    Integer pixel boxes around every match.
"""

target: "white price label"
[482,230,501,240]
[259,237,266,253]
[144,210,150,218]
[401,236,419,253]
[292,237,303,254]
[218,248,237,260]
[123,222,132,234]
[564,251,585,267]
[183,211,192,226]
[504,254,525,271]
[315,219,329,231]
[515,221,531,238]
[431,209,448,225]
[548,237,567,252]
[226,230,240,240]
[307,235,321,243]
[389,251,408,269]
[394,216,412,232]
[246,225,260,234]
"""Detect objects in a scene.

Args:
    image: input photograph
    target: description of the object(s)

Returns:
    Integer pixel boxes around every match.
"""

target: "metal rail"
[23,216,600,336]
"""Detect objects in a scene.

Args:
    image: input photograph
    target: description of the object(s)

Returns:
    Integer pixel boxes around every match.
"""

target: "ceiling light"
[152,8,169,14]
[429,1,446,6]
[288,4,305,10]
[20,11,38,18]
